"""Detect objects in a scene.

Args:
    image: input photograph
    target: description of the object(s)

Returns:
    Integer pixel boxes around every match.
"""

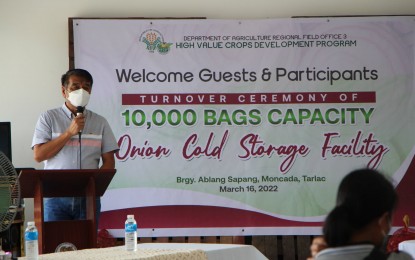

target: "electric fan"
[0,151,20,232]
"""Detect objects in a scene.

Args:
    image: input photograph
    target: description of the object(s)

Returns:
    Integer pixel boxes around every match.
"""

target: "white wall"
[0,0,414,222]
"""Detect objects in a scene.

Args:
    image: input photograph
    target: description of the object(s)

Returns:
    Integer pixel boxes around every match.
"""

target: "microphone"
[76,106,84,140]
[76,106,84,116]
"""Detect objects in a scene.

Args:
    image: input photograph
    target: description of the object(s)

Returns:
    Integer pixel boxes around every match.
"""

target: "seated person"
[314,169,412,260]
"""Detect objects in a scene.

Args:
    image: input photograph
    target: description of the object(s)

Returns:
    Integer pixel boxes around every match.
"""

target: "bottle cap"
[28,221,35,226]
[127,215,134,219]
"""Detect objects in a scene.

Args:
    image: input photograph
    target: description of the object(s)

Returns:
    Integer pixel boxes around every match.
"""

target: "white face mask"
[67,88,90,107]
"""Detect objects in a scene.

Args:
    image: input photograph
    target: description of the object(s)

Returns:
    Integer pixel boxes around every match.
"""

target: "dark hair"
[61,69,93,87]
[323,169,397,247]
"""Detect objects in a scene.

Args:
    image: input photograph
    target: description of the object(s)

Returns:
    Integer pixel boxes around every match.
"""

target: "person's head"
[61,68,93,88]
[323,168,397,248]
[61,69,93,111]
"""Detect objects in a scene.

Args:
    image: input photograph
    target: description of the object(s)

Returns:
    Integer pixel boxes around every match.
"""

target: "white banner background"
[73,17,415,236]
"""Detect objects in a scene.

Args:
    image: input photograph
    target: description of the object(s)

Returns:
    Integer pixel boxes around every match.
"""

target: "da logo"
[140,29,172,55]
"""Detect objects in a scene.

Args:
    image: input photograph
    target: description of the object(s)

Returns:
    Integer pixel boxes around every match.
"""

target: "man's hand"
[68,114,85,135]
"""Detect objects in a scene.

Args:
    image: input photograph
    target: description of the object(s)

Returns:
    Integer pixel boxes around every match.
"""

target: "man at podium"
[31,68,119,227]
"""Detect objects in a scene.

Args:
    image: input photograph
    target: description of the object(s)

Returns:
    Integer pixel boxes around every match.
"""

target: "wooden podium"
[18,169,116,254]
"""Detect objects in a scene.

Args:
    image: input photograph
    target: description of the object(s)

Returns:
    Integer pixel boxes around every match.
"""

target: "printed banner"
[73,17,415,236]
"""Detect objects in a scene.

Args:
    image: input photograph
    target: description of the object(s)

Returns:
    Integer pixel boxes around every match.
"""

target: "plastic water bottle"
[125,215,137,251]
[25,221,39,260]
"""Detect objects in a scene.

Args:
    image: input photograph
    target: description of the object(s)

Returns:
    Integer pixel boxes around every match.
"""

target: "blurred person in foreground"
[311,169,411,260]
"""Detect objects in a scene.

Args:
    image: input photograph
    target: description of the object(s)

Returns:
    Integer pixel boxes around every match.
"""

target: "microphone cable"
[76,106,84,170]
[79,134,82,170]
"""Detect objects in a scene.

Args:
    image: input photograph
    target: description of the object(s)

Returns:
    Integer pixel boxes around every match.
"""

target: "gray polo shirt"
[32,104,119,169]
